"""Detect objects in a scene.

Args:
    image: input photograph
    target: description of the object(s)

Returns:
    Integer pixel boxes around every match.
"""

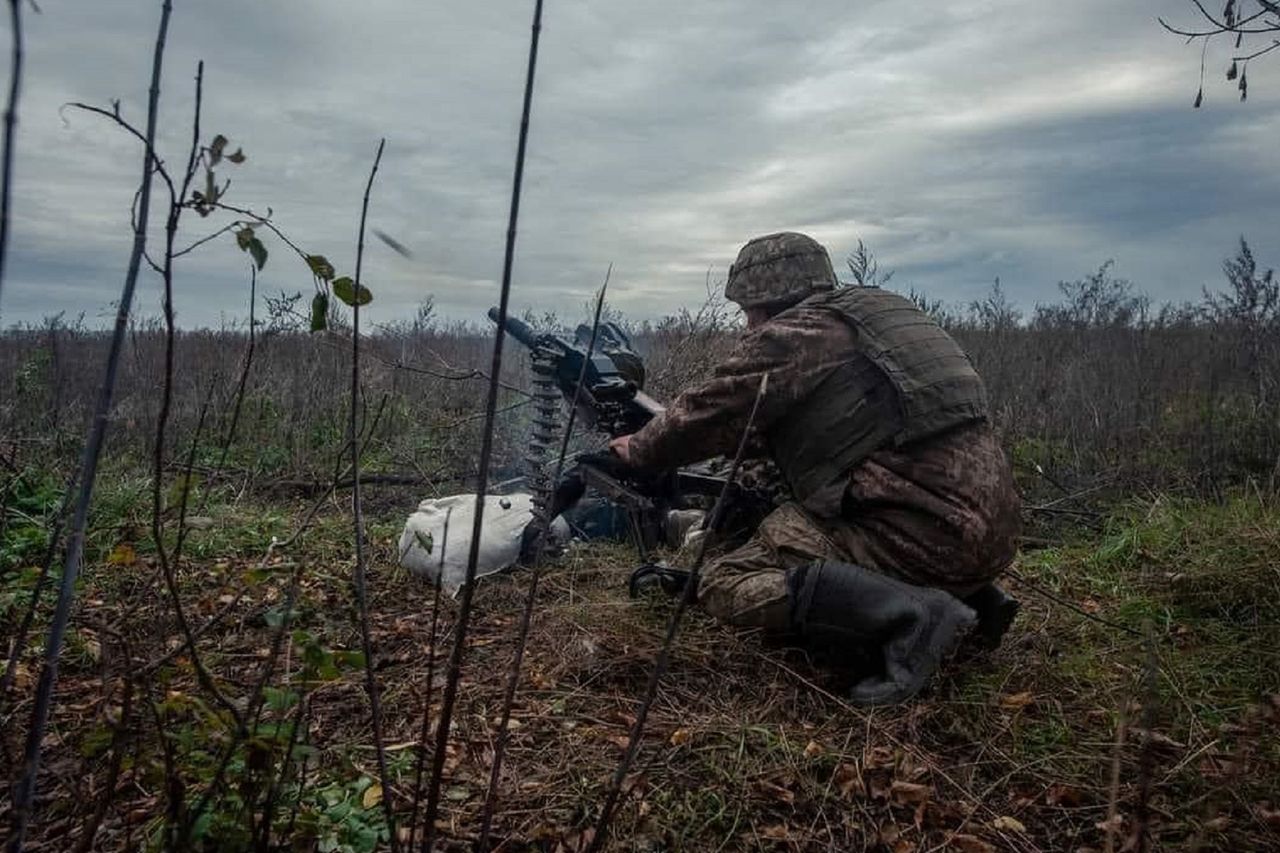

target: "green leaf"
[242,567,270,586]
[310,293,329,332]
[209,134,228,164]
[263,606,293,629]
[413,529,433,555]
[190,809,213,841]
[306,254,335,282]
[263,687,300,711]
[335,650,367,669]
[248,237,268,271]
[166,472,201,510]
[236,227,255,250]
[332,276,372,307]
[325,801,353,822]
[226,147,246,164]
[353,825,379,852]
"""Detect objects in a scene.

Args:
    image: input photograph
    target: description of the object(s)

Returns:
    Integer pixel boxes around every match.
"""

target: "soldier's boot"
[788,561,977,706]
[628,563,693,598]
[961,582,1020,650]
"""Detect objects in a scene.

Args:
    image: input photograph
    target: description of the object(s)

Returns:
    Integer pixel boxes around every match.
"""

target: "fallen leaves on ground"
[998,691,1035,711]
[989,815,1026,833]
[890,780,933,805]
[948,833,996,853]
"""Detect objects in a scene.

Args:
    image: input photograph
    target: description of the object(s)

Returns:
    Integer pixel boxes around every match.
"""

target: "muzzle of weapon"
[487,306,541,349]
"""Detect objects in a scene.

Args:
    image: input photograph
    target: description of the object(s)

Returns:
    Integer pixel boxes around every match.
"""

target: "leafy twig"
[148,61,243,731]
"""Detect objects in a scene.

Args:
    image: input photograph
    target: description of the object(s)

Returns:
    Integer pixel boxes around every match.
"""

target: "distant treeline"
[1,240,1275,499]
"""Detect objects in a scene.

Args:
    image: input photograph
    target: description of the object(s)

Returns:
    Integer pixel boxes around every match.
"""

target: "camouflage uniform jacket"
[628,303,861,472]
[629,302,1021,594]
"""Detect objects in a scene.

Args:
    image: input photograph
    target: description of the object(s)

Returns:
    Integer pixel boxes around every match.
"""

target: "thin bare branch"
[1235,37,1280,59]
[348,136,399,849]
[0,0,25,300]
[587,373,771,853]
[170,218,243,259]
[407,508,450,849]
[202,261,258,508]
[421,2,546,846]
[64,101,177,200]
[6,2,174,848]
[477,269,611,850]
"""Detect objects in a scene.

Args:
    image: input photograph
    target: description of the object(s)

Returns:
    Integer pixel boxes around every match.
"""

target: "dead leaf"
[80,631,102,663]
[760,823,791,841]
[1095,814,1124,834]
[833,762,863,799]
[1129,728,1186,751]
[608,734,632,751]
[998,691,1035,711]
[865,745,896,769]
[1204,815,1231,831]
[554,827,595,853]
[361,783,383,809]
[1081,597,1101,614]
[1256,802,1280,828]
[803,739,825,759]
[890,780,932,805]
[1046,783,1086,808]
[107,543,137,567]
[754,779,796,806]
[948,834,996,853]
[990,815,1026,833]
[669,728,692,746]
[865,768,894,801]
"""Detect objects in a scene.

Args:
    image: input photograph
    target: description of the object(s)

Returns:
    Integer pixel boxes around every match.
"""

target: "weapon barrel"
[487,306,540,349]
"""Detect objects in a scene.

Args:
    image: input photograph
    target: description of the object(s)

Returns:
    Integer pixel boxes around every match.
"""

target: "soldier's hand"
[608,434,634,466]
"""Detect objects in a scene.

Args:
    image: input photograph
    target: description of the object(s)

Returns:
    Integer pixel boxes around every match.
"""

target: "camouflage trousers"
[697,422,1022,631]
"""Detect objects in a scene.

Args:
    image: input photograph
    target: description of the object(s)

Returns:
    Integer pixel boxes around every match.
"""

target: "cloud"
[1,0,1277,329]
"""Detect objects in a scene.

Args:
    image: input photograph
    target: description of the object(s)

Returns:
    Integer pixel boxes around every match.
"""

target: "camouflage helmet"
[725,232,837,309]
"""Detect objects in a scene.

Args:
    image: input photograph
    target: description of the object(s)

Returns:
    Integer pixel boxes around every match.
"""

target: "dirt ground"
[4,491,1279,851]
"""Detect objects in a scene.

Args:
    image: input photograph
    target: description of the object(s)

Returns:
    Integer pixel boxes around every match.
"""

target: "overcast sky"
[0,0,1276,329]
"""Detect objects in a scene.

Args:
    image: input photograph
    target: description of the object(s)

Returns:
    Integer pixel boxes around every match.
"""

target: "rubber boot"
[628,563,693,598]
[788,561,977,706]
[961,582,1020,650]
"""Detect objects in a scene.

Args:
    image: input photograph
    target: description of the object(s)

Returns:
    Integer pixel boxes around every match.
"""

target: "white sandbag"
[397,493,568,593]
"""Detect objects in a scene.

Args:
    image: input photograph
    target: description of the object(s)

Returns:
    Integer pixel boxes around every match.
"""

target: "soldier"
[609,232,1022,705]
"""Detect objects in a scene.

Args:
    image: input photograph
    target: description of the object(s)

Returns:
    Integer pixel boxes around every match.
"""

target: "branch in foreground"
[0,0,25,301]
[6,2,174,849]
[347,136,399,850]
[587,373,770,853]
[420,2,546,846]
[476,271,610,850]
